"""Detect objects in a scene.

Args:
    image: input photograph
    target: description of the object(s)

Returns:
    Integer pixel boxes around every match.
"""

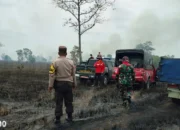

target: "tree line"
[135,41,174,68]
[70,41,175,68]
[0,46,52,63]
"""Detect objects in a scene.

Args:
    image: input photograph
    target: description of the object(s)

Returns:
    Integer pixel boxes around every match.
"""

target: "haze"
[0,0,180,61]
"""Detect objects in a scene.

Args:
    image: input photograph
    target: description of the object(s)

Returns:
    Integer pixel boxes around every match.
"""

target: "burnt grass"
[0,69,180,130]
[128,112,180,130]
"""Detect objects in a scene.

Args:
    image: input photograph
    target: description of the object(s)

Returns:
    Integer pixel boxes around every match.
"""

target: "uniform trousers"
[54,81,73,117]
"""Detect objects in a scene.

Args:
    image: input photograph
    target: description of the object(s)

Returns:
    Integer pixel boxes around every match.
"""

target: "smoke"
[88,33,122,58]
[125,9,180,55]
[127,11,180,44]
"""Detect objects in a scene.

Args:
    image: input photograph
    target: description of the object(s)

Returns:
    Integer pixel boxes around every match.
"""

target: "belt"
[54,80,73,85]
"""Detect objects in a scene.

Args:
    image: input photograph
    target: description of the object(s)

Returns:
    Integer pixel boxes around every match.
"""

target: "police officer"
[48,46,76,125]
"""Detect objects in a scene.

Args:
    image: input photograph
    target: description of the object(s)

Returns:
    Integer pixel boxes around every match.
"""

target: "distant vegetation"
[135,41,175,68]
[0,42,175,67]
[1,53,12,61]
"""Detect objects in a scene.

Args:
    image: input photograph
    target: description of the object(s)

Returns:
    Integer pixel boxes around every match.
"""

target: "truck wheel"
[140,82,145,89]
[172,98,180,104]
[103,75,108,86]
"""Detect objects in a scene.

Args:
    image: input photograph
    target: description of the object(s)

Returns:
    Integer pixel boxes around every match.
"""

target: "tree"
[70,45,82,64]
[28,55,36,63]
[16,48,36,63]
[36,55,47,62]
[107,54,112,58]
[163,55,175,58]
[22,48,36,63]
[1,53,12,61]
[135,41,155,54]
[152,55,160,68]
[53,0,115,62]
[23,48,32,60]
[16,49,24,62]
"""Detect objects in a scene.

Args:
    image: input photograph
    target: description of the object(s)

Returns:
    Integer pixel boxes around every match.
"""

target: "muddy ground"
[0,69,180,130]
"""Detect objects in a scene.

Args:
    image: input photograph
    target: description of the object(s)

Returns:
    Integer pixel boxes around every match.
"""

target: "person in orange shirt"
[92,56,105,87]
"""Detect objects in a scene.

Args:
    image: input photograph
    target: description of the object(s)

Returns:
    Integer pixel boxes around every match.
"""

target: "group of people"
[87,52,101,61]
[48,46,134,127]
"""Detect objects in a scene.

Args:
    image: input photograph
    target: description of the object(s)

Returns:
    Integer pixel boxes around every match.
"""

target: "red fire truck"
[112,49,156,89]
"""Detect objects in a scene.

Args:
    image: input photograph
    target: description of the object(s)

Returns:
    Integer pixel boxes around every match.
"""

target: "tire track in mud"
[41,86,180,130]
[1,82,180,130]
[62,89,170,130]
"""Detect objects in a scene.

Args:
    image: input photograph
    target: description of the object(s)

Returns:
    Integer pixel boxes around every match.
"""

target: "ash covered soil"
[0,70,180,130]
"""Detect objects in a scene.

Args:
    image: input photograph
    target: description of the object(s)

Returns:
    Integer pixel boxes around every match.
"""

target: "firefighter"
[48,46,76,126]
[118,56,135,108]
[92,56,105,87]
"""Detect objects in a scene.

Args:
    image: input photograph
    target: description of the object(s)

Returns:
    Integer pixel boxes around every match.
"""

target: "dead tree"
[53,0,115,62]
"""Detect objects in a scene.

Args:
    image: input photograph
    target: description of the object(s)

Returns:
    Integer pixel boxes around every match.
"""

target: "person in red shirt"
[92,56,105,87]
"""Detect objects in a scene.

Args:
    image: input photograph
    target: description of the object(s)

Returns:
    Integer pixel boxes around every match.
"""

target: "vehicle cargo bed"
[157,58,180,84]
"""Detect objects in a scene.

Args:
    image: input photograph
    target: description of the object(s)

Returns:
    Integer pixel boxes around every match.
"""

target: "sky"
[0,0,180,60]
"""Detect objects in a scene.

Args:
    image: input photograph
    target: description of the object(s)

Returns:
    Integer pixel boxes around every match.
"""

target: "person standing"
[97,52,102,58]
[118,56,135,109]
[92,56,105,87]
[87,54,94,63]
[48,46,76,126]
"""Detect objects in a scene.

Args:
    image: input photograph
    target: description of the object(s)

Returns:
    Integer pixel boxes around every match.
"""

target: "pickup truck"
[113,49,156,89]
[157,57,180,103]
[75,58,115,86]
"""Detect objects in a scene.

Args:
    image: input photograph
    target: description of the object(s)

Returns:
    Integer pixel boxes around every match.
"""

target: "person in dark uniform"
[48,46,76,126]
[87,54,94,63]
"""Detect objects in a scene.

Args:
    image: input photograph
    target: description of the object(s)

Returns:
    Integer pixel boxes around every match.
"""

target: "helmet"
[122,56,129,61]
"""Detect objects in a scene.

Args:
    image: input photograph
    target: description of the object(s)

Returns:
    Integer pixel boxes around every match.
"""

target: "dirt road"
[41,86,180,130]
[0,70,180,130]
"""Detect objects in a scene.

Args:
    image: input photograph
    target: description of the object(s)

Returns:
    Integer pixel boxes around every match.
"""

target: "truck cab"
[76,58,115,86]
[113,49,156,89]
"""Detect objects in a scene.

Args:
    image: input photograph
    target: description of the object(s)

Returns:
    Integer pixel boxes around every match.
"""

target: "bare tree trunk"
[78,0,82,62]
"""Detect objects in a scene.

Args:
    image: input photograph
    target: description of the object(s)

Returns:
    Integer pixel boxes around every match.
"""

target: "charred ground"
[0,65,180,130]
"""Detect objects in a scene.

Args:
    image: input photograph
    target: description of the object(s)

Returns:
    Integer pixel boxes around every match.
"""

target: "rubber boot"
[54,116,60,124]
[66,113,73,124]
[54,116,61,128]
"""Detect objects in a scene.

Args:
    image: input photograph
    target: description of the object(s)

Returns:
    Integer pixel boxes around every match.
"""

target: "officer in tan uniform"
[48,46,76,126]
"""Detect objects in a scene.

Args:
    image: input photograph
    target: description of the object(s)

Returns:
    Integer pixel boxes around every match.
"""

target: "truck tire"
[140,82,145,89]
[102,75,108,86]
[172,98,180,104]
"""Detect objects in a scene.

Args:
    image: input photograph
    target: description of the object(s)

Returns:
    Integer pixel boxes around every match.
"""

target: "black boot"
[54,116,61,125]
[66,113,73,123]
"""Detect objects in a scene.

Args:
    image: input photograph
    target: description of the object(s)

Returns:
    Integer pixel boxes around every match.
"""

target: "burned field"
[0,63,180,130]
